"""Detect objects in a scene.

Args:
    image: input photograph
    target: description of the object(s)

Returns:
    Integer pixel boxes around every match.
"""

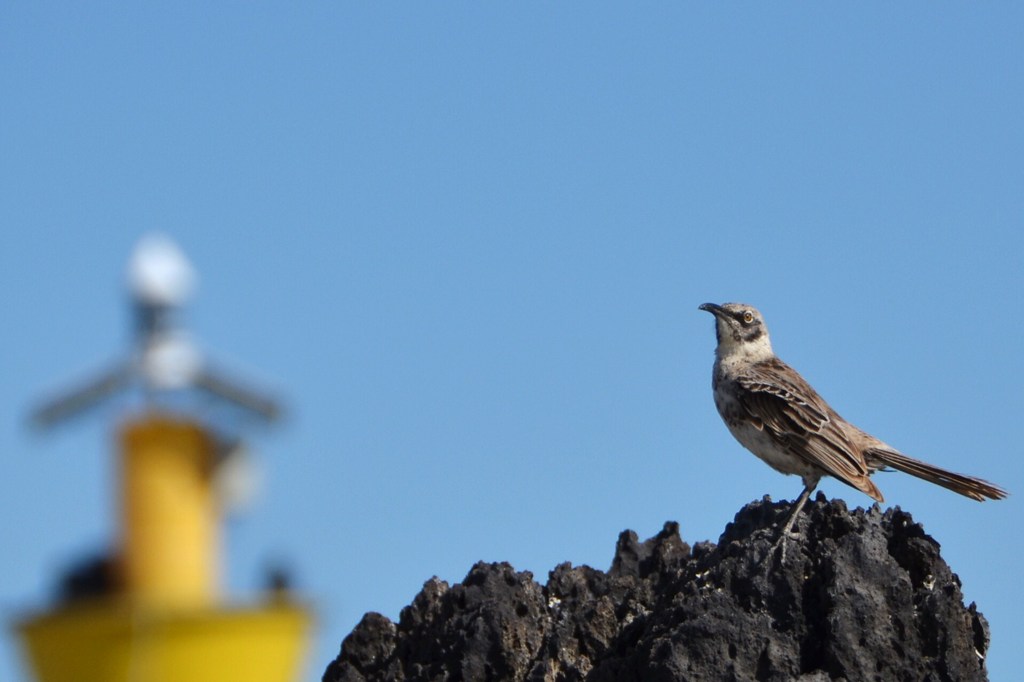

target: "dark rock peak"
[325,495,990,681]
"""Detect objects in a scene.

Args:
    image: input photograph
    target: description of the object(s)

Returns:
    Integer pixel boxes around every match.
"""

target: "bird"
[698,302,1006,551]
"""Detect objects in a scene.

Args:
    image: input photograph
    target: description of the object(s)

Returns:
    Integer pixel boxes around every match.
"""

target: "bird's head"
[699,302,773,361]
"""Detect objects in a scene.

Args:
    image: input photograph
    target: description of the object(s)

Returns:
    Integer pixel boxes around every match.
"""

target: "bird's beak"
[699,302,728,318]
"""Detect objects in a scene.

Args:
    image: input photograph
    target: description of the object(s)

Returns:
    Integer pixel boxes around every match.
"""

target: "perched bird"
[698,302,1006,547]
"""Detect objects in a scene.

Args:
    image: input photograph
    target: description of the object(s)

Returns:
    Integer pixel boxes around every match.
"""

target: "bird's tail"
[866,448,1007,501]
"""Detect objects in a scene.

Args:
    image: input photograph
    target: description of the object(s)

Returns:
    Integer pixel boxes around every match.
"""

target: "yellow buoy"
[16,237,312,682]
[120,416,219,608]
[16,415,312,682]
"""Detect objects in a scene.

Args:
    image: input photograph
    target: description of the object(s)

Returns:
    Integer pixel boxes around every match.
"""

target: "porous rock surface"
[324,495,989,681]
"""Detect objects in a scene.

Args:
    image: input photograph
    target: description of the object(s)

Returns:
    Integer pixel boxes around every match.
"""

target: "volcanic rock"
[323,495,990,681]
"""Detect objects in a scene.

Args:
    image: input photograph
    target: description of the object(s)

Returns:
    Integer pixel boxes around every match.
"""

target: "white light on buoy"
[128,233,197,307]
[141,330,202,389]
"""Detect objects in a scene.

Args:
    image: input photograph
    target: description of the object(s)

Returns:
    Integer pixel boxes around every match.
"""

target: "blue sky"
[2,4,1021,680]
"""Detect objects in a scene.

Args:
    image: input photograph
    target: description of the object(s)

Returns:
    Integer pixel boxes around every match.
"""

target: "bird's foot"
[771,527,801,565]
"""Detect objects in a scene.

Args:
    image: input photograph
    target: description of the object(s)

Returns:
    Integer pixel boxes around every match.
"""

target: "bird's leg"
[773,482,816,563]
[780,483,815,537]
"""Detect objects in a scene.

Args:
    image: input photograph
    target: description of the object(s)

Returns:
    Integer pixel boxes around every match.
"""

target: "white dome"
[127,233,197,306]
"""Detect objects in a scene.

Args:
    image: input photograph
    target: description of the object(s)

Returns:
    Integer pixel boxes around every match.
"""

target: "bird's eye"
[742,311,754,324]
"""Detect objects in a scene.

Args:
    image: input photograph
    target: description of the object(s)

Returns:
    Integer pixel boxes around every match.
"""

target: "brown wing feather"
[735,358,882,500]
